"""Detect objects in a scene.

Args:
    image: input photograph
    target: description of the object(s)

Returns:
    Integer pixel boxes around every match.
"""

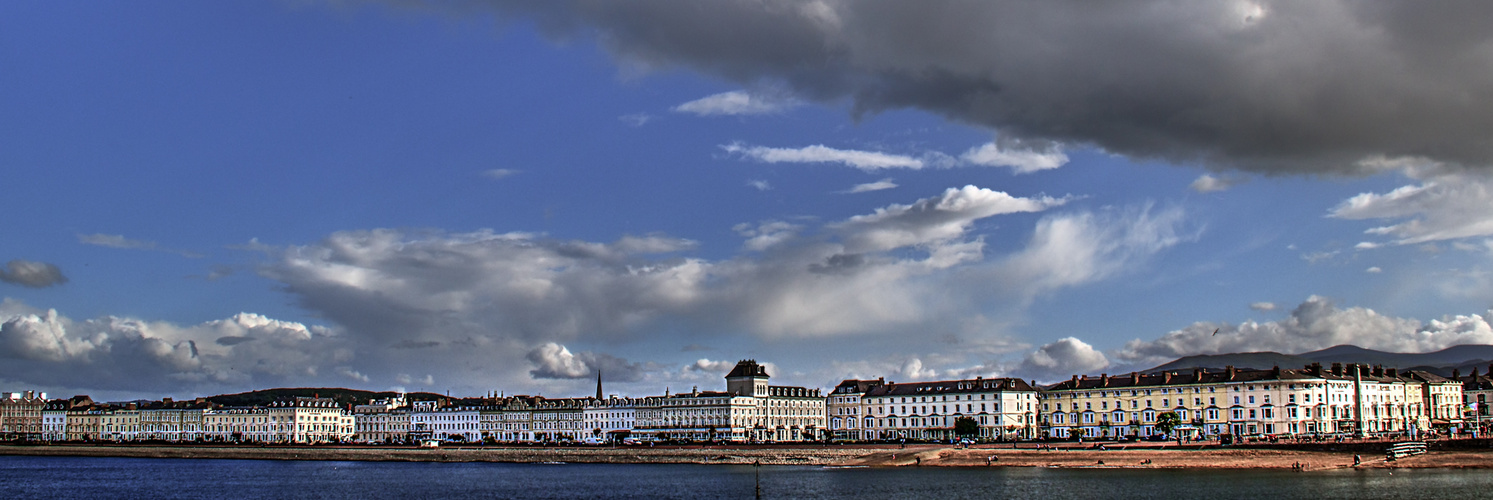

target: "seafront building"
[1040,363,1463,440]
[0,391,47,441]
[826,377,1039,441]
[1,356,1476,445]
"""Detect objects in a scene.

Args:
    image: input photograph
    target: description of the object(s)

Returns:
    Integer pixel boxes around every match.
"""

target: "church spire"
[596,369,603,400]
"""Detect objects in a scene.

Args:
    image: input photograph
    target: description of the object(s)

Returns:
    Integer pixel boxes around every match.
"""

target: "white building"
[829,376,1038,442]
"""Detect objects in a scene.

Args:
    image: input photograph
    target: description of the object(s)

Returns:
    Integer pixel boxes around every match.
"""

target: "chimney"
[163,397,172,404]
[1373,365,1384,377]
[1072,375,1080,387]
[1386,368,1397,378]
[1474,367,1482,379]
[1310,363,1322,376]
[1163,372,1173,384]
[1100,374,1109,386]
[1132,372,1141,385]
[1272,365,1281,377]
[1454,368,1462,379]
[1225,365,1236,380]
[1331,363,1343,376]
[1193,368,1202,380]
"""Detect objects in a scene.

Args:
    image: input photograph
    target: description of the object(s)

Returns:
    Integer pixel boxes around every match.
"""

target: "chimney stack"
[1454,368,1462,379]
[1164,372,1173,384]
[1331,362,1343,376]
[1373,365,1384,377]
[1226,365,1236,380]
[1132,372,1141,385]
[1100,373,1109,386]
[1386,368,1397,378]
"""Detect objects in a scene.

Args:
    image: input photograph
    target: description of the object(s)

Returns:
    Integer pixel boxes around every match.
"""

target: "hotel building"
[826,376,1039,441]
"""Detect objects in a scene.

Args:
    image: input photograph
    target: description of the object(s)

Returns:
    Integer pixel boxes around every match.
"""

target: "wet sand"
[3,443,1490,469]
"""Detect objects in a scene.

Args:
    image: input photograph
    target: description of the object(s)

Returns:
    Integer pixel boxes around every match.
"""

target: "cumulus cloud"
[747,179,772,191]
[0,260,67,288]
[0,304,348,394]
[407,1,1493,174]
[845,178,898,193]
[1189,174,1244,193]
[1013,337,1110,382]
[723,143,924,171]
[674,90,797,115]
[960,139,1068,173]
[1331,170,1493,245]
[684,358,735,374]
[733,220,801,252]
[1250,302,1277,312]
[1114,295,1493,369]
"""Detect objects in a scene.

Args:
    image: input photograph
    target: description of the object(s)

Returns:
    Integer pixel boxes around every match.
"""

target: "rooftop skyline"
[4,1,1493,402]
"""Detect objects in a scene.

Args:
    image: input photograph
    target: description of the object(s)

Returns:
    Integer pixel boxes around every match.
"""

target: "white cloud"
[747,179,772,191]
[845,179,898,193]
[1189,174,1244,193]
[1250,302,1276,312]
[960,140,1069,174]
[1013,337,1110,382]
[722,143,924,171]
[674,90,796,116]
[1366,266,1383,273]
[835,185,1069,253]
[619,113,653,127]
[1331,170,1493,246]
[0,304,347,395]
[481,169,520,180]
[997,203,1190,299]
[78,233,202,258]
[733,221,801,252]
[1113,295,1493,369]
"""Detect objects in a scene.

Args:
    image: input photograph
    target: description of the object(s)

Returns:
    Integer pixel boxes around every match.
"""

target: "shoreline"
[4,444,1492,469]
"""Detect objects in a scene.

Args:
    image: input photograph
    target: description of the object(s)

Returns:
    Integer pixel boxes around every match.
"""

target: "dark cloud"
[0,260,67,288]
[391,340,442,349]
[410,0,1493,174]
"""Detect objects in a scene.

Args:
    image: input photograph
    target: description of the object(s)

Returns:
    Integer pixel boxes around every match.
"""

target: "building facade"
[828,376,1038,441]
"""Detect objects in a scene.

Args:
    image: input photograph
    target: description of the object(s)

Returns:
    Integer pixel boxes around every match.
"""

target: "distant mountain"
[207,388,445,407]
[1146,352,1315,374]
[1145,344,1493,376]
[1300,344,1493,369]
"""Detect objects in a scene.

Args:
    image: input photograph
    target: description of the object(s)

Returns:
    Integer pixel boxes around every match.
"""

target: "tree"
[954,417,979,438]
[1155,411,1183,444]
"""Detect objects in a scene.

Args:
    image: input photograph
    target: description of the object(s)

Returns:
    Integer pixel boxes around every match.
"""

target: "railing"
[1385,441,1426,460]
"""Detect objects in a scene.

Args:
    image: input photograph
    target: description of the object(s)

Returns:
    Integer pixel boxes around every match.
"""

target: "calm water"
[1,455,1487,499]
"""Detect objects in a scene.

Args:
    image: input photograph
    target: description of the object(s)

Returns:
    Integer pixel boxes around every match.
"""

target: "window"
[1248,396,1255,404]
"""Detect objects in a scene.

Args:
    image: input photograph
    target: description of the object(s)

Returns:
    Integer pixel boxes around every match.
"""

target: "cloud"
[1366,266,1383,273]
[1113,295,1493,369]
[684,358,735,373]
[747,179,772,191]
[526,342,653,382]
[722,143,924,171]
[845,179,898,193]
[1331,170,1493,245]
[481,169,521,180]
[835,185,1069,253]
[995,203,1190,299]
[674,90,797,116]
[1250,302,1277,312]
[1189,174,1244,193]
[733,220,801,252]
[619,113,653,127]
[412,1,1493,175]
[0,304,349,394]
[1013,337,1110,382]
[78,233,202,258]
[960,139,1068,173]
[0,260,67,288]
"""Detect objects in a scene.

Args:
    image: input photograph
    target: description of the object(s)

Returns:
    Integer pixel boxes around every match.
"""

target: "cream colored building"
[1042,363,1457,440]
[0,391,48,440]
[828,376,1038,442]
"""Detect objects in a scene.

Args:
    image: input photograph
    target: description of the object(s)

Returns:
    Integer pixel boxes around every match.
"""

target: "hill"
[1145,344,1493,375]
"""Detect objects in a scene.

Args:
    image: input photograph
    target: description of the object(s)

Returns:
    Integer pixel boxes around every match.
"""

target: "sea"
[1,455,1485,499]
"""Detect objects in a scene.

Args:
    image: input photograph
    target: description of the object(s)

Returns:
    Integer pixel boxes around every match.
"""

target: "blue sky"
[4,1,1493,401]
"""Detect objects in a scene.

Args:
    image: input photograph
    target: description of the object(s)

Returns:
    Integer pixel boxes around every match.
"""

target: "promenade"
[4,442,1492,469]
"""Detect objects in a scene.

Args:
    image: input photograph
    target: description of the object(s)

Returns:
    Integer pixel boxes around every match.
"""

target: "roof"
[864,377,1035,398]
[725,359,770,379]
[832,379,885,395]
[1047,363,1426,391]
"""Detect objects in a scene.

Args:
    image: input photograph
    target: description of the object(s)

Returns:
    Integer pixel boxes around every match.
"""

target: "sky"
[5,1,1493,402]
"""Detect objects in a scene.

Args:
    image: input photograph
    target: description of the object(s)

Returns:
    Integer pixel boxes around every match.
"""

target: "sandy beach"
[4,443,1492,469]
